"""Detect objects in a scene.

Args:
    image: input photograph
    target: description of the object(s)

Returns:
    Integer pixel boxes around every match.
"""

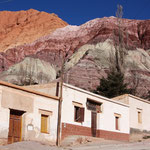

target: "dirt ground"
[69,140,150,150]
[0,139,150,150]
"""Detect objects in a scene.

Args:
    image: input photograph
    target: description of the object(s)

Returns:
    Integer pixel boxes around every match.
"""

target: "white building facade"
[61,84,129,141]
[0,81,131,145]
[113,94,150,133]
[27,82,130,141]
[0,81,59,145]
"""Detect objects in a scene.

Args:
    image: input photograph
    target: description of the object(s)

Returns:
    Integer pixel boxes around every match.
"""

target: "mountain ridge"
[0,9,68,52]
[0,11,150,99]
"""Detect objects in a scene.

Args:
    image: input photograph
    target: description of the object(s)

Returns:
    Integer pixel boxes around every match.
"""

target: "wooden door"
[8,110,23,144]
[91,111,97,137]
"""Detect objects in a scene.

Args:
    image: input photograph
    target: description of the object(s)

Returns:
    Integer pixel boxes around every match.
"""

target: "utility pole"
[56,47,68,146]
[56,57,64,146]
[56,42,78,146]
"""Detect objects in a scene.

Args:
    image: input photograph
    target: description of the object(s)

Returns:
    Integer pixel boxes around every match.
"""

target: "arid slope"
[0,15,150,98]
[0,9,68,52]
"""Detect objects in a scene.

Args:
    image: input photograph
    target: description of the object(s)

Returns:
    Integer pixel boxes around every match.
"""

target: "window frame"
[39,109,52,134]
[138,111,142,124]
[115,116,119,130]
[114,113,121,131]
[86,99,102,113]
[40,114,49,134]
[137,108,142,124]
[74,106,84,123]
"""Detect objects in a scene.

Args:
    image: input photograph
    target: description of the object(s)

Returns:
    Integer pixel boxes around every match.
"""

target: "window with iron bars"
[86,99,102,113]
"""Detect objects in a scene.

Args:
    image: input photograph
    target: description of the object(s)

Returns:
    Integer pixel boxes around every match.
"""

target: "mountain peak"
[0,9,68,52]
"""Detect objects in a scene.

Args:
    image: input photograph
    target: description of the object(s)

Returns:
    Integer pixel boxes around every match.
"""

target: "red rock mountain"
[0,9,68,52]
[0,11,150,99]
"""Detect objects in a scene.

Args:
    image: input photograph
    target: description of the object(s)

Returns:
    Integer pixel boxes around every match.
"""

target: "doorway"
[91,111,97,137]
[8,109,25,144]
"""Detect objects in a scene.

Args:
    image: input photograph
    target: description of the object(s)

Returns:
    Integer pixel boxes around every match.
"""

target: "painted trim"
[114,113,121,117]
[72,101,83,107]
[39,109,53,116]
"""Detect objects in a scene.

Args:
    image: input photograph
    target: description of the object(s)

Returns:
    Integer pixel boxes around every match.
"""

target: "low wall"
[61,123,129,141]
[130,128,150,141]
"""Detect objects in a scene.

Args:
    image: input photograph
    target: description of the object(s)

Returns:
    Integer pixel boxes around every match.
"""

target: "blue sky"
[0,0,150,25]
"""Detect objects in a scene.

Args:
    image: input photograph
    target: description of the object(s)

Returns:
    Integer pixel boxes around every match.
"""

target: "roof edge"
[0,81,59,101]
[63,83,129,107]
[113,94,150,105]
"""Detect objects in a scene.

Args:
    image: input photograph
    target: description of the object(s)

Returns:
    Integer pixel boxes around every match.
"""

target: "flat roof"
[0,81,59,101]
[63,83,129,107]
[25,82,129,107]
[113,94,150,105]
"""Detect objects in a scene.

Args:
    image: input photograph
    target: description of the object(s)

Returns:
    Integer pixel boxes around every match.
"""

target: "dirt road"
[69,141,150,150]
[0,140,150,150]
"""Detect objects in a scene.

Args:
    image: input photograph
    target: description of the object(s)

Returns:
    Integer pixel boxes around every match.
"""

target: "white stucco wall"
[23,95,58,142]
[0,86,9,139]
[61,84,130,134]
[0,107,9,138]
[129,96,150,131]
[0,84,59,143]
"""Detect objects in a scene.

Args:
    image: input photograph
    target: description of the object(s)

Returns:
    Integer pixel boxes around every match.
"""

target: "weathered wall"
[2,86,34,112]
[22,95,58,143]
[0,84,59,144]
[26,82,57,96]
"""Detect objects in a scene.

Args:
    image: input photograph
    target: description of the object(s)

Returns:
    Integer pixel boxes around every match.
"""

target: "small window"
[138,111,142,124]
[74,106,84,122]
[114,113,121,130]
[115,116,119,130]
[41,114,49,133]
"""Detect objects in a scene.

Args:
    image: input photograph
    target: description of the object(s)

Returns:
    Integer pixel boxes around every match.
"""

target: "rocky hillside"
[0,9,68,52]
[0,13,150,98]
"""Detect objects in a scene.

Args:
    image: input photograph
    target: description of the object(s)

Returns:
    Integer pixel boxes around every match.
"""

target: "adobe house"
[27,82,130,141]
[113,94,150,140]
[0,81,59,145]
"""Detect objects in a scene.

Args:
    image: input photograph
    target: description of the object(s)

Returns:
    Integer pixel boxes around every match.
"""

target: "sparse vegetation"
[94,5,135,98]
[94,70,134,98]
